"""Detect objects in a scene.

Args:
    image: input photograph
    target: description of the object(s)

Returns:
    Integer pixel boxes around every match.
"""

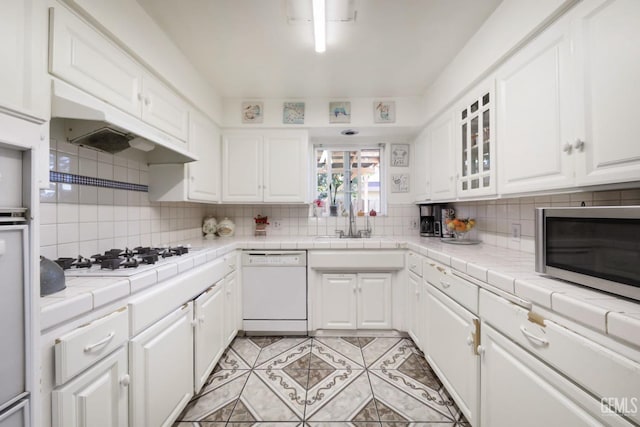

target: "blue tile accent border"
[50,171,148,192]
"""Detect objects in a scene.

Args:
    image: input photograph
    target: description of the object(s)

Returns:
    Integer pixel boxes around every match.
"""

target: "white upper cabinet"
[222,132,263,202]
[456,79,496,197]
[50,4,189,142]
[428,109,456,201]
[572,0,640,186]
[498,0,640,195]
[50,5,142,117]
[222,130,309,203]
[148,111,220,203]
[497,14,574,194]
[413,128,430,202]
[263,133,309,203]
[188,111,220,202]
[0,0,49,122]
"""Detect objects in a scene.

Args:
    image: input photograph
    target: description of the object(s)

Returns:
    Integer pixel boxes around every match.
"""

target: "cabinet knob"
[477,345,485,356]
[137,93,143,101]
[120,374,131,387]
[144,97,151,106]
[562,142,573,154]
[466,335,474,346]
[574,139,585,152]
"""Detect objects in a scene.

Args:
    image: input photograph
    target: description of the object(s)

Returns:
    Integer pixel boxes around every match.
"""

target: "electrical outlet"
[511,223,521,240]
[410,219,418,230]
[273,220,282,230]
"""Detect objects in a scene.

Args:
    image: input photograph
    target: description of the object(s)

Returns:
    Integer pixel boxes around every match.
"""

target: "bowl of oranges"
[445,217,476,239]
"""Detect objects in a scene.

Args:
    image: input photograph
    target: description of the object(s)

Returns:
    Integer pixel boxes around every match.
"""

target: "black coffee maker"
[419,204,448,237]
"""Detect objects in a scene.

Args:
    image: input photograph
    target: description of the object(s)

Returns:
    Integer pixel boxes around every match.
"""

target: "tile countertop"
[40,236,640,349]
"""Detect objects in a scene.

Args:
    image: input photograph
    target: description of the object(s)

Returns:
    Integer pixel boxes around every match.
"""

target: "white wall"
[60,0,223,123]
[422,0,575,124]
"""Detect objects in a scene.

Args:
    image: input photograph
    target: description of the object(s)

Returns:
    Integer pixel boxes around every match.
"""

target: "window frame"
[312,143,386,216]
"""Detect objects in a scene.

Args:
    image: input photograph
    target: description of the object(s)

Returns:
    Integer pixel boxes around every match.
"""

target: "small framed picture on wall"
[390,143,410,167]
[241,102,263,123]
[373,101,396,123]
[391,174,410,193]
[329,101,351,123]
[283,102,305,124]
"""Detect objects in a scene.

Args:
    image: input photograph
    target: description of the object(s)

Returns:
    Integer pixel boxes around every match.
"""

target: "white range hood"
[51,80,198,164]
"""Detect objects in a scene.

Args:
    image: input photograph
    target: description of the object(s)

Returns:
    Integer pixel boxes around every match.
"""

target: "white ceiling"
[136,0,502,99]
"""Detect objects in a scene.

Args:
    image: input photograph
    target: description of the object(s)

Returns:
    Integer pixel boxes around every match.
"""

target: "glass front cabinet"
[456,80,496,197]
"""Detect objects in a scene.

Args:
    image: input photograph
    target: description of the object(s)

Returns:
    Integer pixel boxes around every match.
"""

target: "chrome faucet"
[347,201,357,237]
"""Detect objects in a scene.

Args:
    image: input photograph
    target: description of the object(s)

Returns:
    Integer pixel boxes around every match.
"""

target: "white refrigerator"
[0,146,31,426]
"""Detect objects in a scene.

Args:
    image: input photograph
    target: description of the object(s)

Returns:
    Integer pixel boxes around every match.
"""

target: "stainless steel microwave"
[535,206,640,301]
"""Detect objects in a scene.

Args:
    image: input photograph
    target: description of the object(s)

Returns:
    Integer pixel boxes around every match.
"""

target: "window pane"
[461,123,468,177]
[315,148,382,216]
[482,93,490,105]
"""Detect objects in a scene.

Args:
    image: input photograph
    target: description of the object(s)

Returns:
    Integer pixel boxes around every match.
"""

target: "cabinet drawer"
[424,261,478,313]
[407,252,423,276]
[54,307,129,385]
[480,289,640,424]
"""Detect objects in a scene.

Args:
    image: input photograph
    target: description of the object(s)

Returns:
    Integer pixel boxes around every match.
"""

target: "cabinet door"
[0,399,29,427]
[141,76,189,142]
[130,303,193,427]
[50,5,142,117]
[480,323,633,427]
[224,272,239,346]
[263,131,309,202]
[357,273,391,329]
[407,271,421,345]
[425,285,479,426]
[194,282,225,393]
[428,110,456,201]
[0,0,48,121]
[457,79,496,197]
[52,346,128,427]
[320,274,357,329]
[222,133,263,202]
[413,128,430,201]
[187,111,220,202]
[497,14,574,194]
[572,0,640,186]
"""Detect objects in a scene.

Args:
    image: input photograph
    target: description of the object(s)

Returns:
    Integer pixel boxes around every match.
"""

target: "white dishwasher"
[242,251,307,334]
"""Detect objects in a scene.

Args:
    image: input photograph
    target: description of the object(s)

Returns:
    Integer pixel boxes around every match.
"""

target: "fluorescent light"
[312,0,326,53]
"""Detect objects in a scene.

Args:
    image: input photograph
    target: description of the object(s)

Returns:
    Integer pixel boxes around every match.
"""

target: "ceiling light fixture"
[312,0,326,53]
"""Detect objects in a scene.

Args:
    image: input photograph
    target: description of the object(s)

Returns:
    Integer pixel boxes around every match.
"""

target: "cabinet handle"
[477,345,485,356]
[520,326,549,346]
[562,142,573,154]
[574,139,585,152]
[83,332,115,352]
[137,93,143,101]
[120,374,131,387]
[440,280,451,289]
[353,285,356,293]
[144,97,151,106]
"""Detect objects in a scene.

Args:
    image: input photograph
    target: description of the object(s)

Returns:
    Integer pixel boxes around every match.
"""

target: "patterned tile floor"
[174,336,470,427]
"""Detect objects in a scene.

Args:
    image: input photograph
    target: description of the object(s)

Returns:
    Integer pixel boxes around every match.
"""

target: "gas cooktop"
[60,246,198,277]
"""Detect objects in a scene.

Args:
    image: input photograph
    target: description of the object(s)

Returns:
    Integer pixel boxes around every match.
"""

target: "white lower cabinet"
[407,271,423,347]
[130,303,194,427]
[223,271,240,346]
[320,273,391,330]
[194,281,225,393]
[480,322,633,427]
[425,284,479,426]
[52,346,128,427]
[357,273,392,329]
